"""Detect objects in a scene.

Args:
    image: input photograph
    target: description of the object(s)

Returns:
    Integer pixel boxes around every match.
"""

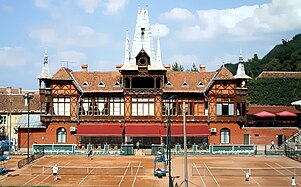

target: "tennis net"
[192,166,301,177]
[30,165,145,176]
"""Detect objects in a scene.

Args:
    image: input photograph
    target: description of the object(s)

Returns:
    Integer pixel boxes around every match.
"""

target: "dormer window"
[197,81,204,87]
[182,82,189,87]
[98,81,105,87]
[83,82,89,87]
[166,81,173,87]
[114,81,120,87]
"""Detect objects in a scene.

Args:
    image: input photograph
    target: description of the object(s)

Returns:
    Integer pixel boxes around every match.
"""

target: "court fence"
[18,152,44,169]
[29,143,290,156]
[285,144,301,162]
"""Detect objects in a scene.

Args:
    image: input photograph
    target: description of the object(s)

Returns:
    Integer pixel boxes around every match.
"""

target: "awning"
[291,100,301,106]
[76,124,124,136]
[276,111,297,117]
[15,114,45,129]
[254,111,276,117]
[162,125,209,137]
[125,125,161,137]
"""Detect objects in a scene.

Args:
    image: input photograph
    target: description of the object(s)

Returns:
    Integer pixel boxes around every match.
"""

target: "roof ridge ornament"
[234,50,251,80]
[38,47,52,79]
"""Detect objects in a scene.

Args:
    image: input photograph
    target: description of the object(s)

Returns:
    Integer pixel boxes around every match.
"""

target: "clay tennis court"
[0,155,300,186]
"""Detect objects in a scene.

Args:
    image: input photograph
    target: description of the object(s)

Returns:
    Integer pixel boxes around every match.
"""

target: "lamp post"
[164,94,177,187]
[183,101,188,187]
[24,93,32,164]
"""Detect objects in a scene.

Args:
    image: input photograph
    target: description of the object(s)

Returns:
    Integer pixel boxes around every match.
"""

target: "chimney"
[81,64,88,72]
[200,64,206,72]
[19,88,22,94]
[6,87,12,94]
[116,64,122,71]
[164,64,171,71]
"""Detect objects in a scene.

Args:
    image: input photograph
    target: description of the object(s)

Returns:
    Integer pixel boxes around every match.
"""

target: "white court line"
[203,163,220,187]
[274,162,301,186]
[23,161,70,186]
[266,162,301,186]
[193,162,206,187]
[131,161,141,187]
[240,168,262,187]
[118,162,131,187]
[77,167,95,186]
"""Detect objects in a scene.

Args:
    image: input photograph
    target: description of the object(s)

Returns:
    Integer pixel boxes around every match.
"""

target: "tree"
[189,63,199,72]
[172,62,184,71]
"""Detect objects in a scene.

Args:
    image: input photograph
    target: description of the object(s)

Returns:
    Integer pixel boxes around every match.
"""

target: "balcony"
[123,88,163,95]
[39,88,52,95]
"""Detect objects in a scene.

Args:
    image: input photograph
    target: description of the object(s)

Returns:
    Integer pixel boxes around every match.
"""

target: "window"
[221,128,230,144]
[0,116,6,124]
[80,97,123,116]
[197,82,204,87]
[109,97,124,116]
[177,101,192,115]
[57,127,66,143]
[80,97,92,116]
[53,97,70,116]
[166,81,173,87]
[83,82,89,87]
[182,82,189,87]
[132,97,154,116]
[236,103,246,116]
[194,100,206,116]
[114,81,120,87]
[98,81,105,87]
[216,103,234,116]
[162,99,176,116]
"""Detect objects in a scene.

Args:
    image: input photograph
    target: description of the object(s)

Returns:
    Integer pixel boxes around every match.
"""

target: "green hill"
[226,33,301,78]
[225,33,301,105]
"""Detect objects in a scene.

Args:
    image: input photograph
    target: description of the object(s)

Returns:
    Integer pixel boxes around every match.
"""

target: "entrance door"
[244,134,250,145]
[277,135,285,146]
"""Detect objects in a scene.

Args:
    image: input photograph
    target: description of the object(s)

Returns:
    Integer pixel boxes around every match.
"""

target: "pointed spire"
[120,7,165,71]
[234,51,251,79]
[130,8,154,61]
[239,47,243,63]
[38,48,51,79]
[156,31,163,68]
[124,30,130,66]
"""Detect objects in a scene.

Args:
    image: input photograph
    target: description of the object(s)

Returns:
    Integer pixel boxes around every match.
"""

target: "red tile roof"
[72,71,122,92]
[215,66,234,80]
[51,66,234,93]
[256,71,301,79]
[0,92,40,112]
[52,67,73,80]
[165,71,215,92]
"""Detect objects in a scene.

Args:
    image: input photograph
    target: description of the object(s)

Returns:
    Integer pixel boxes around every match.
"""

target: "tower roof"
[120,8,165,71]
[234,52,251,79]
[37,48,52,79]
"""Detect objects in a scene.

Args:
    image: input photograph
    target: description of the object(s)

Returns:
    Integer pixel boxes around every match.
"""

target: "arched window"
[57,127,66,143]
[220,128,230,144]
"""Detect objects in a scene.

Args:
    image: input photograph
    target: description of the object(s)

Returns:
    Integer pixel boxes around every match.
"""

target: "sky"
[1,0,301,90]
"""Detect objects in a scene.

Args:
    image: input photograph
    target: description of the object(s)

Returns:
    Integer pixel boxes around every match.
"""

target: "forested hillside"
[225,33,301,105]
[226,34,301,78]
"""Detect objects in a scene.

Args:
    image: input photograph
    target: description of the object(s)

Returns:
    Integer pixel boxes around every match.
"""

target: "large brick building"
[15,8,299,151]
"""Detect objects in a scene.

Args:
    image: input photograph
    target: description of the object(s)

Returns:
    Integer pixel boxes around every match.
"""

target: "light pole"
[24,93,32,164]
[183,101,188,187]
[164,94,177,187]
